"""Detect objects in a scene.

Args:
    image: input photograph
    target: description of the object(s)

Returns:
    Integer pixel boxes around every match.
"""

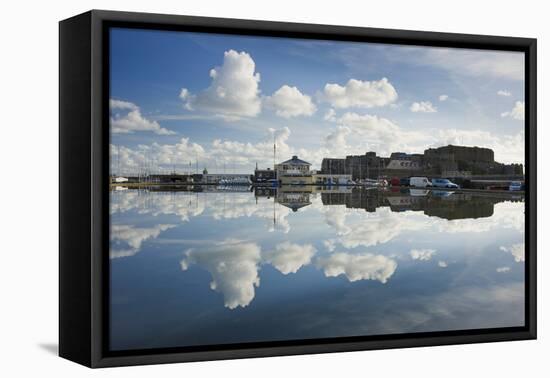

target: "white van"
[410,177,432,188]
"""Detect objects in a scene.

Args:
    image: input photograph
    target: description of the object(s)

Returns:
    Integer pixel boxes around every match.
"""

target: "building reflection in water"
[252,185,521,221]
[132,183,523,222]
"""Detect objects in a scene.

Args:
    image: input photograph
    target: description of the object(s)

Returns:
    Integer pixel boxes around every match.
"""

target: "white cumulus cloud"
[110,99,175,135]
[110,224,175,259]
[501,101,525,121]
[324,108,336,121]
[324,126,351,152]
[410,101,437,113]
[323,239,337,252]
[110,99,138,110]
[500,243,525,262]
[496,266,511,273]
[497,90,512,97]
[410,248,436,261]
[263,242,317,275]
[336,112,400,138]
[322,78,398,109]
[180,50,262,120]
[333,112,427,158]
[180,239,262,309]
[317,252,397,283]
[264,85,316,118]
[439,95,449,102]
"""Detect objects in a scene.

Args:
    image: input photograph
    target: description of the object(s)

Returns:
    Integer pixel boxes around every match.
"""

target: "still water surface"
[109,186,525,351]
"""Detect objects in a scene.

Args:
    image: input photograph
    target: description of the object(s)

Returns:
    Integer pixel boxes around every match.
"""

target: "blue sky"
[110,27,525,174]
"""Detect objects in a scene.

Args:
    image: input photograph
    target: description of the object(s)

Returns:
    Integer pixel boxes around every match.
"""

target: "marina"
[111,145,525,194]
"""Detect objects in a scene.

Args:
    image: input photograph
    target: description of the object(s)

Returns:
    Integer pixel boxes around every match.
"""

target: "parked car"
[509,181,523,191]
[399,177,410,186]
[432,178,459,189]
[410,177,432,188]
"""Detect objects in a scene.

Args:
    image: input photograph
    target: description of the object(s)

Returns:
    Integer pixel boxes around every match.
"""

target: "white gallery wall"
[0,0,547,376]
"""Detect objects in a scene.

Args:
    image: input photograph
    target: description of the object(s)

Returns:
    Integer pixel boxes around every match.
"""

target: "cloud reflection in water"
[109,187,525,348]
[181,239,262,309]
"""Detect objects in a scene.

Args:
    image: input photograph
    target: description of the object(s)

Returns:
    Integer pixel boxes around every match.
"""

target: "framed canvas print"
[59,10,537,368]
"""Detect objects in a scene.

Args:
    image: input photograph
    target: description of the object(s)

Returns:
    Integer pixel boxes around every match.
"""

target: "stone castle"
[321,145,523,180]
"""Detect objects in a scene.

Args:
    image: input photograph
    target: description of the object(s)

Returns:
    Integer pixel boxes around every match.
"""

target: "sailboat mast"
[273,134,276,170]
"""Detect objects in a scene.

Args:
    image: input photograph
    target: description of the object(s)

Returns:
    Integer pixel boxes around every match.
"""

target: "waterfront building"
[275,155,353,185]
[275,155,311,175]
[275,155,314,185]
[322,152,389,180]
[380,152,424,178]
[253,167,276,183]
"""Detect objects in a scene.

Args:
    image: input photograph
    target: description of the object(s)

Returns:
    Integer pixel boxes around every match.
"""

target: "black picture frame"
[59,9,537,368]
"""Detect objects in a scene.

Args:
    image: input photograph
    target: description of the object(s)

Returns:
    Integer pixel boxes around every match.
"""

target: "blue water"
[109,186,525,351]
